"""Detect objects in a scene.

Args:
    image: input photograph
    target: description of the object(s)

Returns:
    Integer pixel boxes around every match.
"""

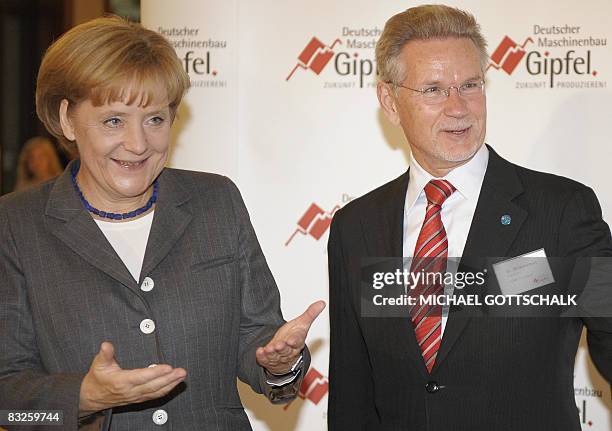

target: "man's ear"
[377,82,401,126]
[59,99,76,141]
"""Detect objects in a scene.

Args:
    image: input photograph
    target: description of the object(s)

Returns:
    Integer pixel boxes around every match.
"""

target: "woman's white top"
[94,211,155,282]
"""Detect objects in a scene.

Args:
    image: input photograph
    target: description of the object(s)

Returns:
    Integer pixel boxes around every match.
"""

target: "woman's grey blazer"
[0,160,308,430]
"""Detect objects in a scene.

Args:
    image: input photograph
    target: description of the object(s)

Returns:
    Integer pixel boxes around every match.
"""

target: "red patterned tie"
[410,179,455,372]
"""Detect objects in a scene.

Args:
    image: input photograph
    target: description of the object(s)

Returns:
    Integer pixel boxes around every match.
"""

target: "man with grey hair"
[328,4,611,430]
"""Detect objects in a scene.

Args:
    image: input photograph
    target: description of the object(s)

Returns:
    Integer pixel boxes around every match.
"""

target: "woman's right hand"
[79,342,187,414]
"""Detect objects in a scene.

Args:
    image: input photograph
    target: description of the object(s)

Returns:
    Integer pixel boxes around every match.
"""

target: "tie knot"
[424,180,455,206]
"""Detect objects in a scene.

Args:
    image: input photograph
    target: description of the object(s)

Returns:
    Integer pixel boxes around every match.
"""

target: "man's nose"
[442,87,469,117]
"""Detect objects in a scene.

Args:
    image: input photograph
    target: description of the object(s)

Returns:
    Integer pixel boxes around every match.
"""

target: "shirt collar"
[406,144,489,212]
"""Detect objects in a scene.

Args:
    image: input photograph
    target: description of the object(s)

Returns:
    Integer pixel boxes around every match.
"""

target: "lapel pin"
[500,214,512,226]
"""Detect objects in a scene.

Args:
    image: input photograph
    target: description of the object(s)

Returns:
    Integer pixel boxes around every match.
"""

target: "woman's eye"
[148,116,165,126]
[103,117,122,128]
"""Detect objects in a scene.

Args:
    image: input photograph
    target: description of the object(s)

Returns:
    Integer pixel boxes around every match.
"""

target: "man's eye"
[462,82,479,89]
[104,117,122,128]
[422,87,440,94]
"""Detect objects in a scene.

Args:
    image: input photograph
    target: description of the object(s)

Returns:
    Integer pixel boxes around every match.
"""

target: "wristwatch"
[264,352,304,386]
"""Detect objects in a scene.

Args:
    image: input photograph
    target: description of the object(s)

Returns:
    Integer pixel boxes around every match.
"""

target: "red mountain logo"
[284,367,329,411]
[286,36,342,81]
[298,368,329,405]
[487,36,534,75]
[285,202,340,246]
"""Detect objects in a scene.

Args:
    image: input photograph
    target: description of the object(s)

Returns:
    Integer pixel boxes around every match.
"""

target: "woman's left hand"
[256,300,326,375]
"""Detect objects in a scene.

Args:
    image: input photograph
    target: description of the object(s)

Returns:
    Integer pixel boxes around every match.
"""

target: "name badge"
[492,248,555,295]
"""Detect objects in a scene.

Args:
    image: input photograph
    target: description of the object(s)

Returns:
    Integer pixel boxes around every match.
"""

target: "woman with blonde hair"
[0,15,323,430]
[14,136,63,191]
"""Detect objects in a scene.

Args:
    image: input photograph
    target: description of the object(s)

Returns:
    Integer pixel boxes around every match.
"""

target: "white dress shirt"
[403,144,489,336]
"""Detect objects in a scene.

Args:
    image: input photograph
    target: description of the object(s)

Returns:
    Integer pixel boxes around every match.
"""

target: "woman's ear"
[59,99,76,141]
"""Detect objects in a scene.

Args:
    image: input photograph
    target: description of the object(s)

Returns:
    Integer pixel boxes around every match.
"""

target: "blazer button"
[140,319,156,334]
[141,277,155,292]
[152,409,168,425]
[425,381,440,393]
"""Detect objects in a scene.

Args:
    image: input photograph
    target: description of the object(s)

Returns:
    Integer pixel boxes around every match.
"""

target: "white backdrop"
[142,1,611,429]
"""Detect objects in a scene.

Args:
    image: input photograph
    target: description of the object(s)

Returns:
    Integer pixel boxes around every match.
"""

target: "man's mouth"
[442,126,471,136]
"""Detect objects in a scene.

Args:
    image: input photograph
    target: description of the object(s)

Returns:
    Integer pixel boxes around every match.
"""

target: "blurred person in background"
[0,16,324,430]
[14,136,63,191]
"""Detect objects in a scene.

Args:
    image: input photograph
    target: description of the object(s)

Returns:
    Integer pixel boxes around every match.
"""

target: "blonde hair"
[36,15,190,152]
[376,4,488,84]
[15,136,63,191]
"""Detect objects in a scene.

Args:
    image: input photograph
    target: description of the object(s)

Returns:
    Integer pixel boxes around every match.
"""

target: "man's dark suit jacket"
[328,146,612,431]
[0,161,308,430]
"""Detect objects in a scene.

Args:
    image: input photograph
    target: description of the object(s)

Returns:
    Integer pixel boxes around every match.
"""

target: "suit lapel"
[433,146,527,370]
[362,171,408,258]
[459,147,527,262]
[139,168,193,283]
[45,160,137,289]
[361,171,431,377]
[45,162,194,290]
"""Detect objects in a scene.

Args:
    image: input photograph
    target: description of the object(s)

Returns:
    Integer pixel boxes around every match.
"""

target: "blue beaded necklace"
[71,163,158,221]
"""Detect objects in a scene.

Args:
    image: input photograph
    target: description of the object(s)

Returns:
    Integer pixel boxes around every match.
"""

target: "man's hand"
[79,342,187,414]
[256,301,326,375]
